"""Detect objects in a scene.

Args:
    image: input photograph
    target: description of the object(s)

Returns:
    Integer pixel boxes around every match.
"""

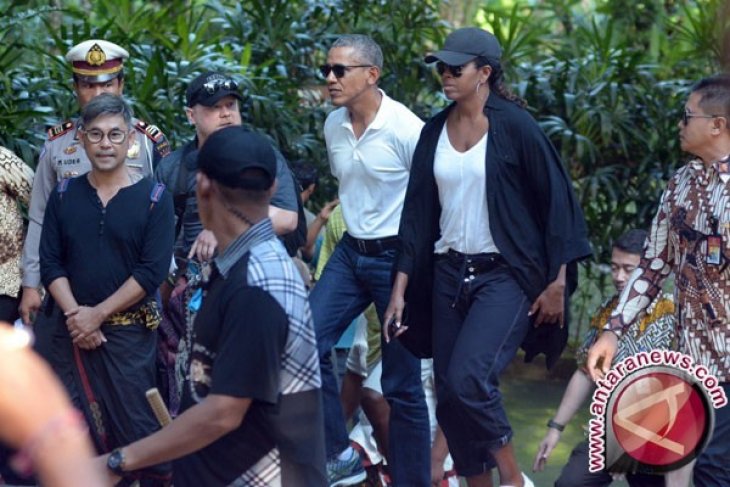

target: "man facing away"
[19,38,170,325]
[39,93,174,486]
[588,74,730,486]
[99,126,326,486]
[310,34,430,486]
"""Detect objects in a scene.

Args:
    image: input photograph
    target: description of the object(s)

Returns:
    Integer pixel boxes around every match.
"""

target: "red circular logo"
[611,371,709,467]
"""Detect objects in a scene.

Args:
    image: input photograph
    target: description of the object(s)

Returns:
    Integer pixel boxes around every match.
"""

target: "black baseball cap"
[424,27,502,65]
[186,71,244,107]
[198,126,276,190]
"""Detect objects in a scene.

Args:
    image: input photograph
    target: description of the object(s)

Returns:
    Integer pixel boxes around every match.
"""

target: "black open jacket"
[395,92,592,365]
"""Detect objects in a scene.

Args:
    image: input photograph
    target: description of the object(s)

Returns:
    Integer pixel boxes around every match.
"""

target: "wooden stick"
[145,388,172,427]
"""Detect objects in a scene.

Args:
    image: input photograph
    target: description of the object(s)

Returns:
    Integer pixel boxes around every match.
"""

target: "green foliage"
[0,0,447,204]
[0,0,722,342]
[476,0,719,341]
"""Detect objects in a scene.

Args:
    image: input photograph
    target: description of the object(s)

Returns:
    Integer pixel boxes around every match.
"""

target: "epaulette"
[135,120,165,143]
[47,121,75,141]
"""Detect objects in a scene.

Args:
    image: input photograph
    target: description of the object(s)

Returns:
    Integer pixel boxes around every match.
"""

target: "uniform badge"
[62,171,79,178]
[64,145,77,155]
[127,140,140,159]
[86,43,107,66]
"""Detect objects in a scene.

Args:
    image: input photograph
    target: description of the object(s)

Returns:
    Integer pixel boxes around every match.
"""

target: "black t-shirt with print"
[172,260,288,487]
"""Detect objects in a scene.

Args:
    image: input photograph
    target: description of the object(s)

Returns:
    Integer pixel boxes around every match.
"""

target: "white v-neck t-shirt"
[433,123,499,255]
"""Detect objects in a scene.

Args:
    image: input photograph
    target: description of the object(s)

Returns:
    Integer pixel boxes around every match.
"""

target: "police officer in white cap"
[18,39,171,326]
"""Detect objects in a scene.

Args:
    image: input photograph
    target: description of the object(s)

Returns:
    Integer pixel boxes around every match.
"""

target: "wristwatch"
[107,448,127,475]
[547,419,565,432]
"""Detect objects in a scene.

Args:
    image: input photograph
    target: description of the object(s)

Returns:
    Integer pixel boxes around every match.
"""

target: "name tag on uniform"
[707,234,722,265]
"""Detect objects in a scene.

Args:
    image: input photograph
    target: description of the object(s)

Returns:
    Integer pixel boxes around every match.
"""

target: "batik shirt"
[0,147,33,298]
[608,159,730,382]
[577,293,675,368]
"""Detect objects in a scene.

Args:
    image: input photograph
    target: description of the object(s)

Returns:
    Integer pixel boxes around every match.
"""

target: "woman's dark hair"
[475,57,526,108]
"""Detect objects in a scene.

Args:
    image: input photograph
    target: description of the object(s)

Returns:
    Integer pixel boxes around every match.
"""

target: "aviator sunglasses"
[319,63,373,79]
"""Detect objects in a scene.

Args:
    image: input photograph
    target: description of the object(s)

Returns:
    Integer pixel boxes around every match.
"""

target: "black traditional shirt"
[40,175,173,305]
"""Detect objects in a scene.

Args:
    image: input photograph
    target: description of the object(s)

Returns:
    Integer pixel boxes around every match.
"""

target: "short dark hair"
[331,34,383,70]
[613,229,647,255]
[80,93,132,127]
[291,160,319,190]
[692,74,730,117]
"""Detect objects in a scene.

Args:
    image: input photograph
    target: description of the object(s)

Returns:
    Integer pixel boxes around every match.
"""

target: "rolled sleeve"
[131,188,175,295]
[271,151,299,212]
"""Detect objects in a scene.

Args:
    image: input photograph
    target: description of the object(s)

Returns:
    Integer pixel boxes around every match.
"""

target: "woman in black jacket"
[385,28,591,487]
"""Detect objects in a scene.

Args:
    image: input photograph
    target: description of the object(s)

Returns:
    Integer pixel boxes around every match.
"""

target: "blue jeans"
[432,252,530,477]
[309,239,430,485]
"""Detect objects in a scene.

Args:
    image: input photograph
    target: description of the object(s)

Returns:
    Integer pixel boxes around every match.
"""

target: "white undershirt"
[433,123,499,255]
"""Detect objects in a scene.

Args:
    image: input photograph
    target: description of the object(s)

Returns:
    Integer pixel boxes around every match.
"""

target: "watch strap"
[547,419,565,432]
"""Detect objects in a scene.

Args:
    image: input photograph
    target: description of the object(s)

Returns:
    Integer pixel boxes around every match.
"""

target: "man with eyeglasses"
[588,74,730,486]
[19,39,170,328]
[39,93,174,486]
[311,34,430,486]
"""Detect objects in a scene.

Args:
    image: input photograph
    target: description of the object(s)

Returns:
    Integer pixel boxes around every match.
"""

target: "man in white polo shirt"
[310,34,429,486]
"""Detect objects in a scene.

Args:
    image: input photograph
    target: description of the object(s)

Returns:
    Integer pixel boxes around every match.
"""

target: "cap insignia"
[85,43,106,66]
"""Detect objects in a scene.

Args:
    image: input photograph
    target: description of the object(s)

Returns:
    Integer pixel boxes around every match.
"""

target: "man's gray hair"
[331,34,383,70]
[81,93,133,127]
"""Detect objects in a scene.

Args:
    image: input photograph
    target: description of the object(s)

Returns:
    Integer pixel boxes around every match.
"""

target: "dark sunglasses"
[202,79,238,95]
[436,62,467,78]
[319,63,373,79]
[682,109,720,126]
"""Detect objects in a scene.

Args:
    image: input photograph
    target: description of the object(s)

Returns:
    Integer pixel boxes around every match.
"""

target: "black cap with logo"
[186,71,244,107]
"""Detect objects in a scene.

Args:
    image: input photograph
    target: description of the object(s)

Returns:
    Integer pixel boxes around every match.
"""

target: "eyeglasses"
[319,64,373,79]
[436,62,467,78]
[82,128,129,145]
[202,79,238,95]
[682,110,722,126]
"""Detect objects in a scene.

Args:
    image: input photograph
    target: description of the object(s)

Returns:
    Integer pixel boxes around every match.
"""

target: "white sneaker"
[500,472,534,487]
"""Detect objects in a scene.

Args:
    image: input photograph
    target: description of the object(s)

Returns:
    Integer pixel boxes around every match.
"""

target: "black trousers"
[432,252,531,477]
[555,440,665,487]
[0,294,19,323]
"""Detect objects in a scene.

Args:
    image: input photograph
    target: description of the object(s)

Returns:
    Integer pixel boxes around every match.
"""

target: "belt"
[438,249,504,309]
[105,301,161,330]
[442,248,503,275]
[343,232,399,255]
